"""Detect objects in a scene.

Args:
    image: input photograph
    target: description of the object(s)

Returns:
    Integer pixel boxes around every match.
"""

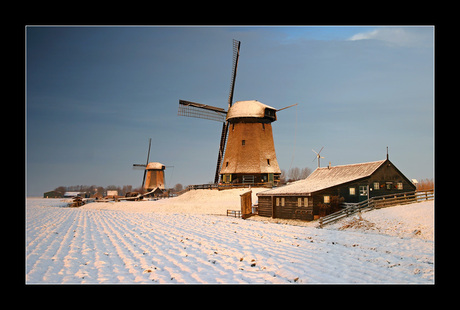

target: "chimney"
[328,161,331,169]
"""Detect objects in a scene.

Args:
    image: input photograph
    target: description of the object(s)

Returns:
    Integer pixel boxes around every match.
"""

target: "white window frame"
[324,195,330,203]
[349,187,356,195]
[374,182,379,190]
[359,185,368,196]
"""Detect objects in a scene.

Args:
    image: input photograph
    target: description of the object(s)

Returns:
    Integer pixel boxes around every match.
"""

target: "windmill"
[178,40,296,185]
[133,138,171,192]
[312,147,325,168]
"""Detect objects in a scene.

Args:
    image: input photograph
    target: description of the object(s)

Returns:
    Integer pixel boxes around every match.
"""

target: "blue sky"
[26,26,434,196]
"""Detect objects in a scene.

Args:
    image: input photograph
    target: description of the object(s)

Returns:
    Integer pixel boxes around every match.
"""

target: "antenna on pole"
[386,146,389,160]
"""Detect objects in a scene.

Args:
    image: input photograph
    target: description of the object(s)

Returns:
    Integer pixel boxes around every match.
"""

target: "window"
[374,182,380,190]
[242,140,245,146]
[267,159,270,166]
[226,161,229,167]
[386,182,393,190]
[222,174,231,183]
[359,185,368,196]
[349,187,356,195]
[275,197,285,207]
[397,182,403,190]
[324,195,330,203]
[298,197,309,207]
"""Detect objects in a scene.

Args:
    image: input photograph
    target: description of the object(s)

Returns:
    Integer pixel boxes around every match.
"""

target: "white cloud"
[349,29,380,41]
[348,27,433,47]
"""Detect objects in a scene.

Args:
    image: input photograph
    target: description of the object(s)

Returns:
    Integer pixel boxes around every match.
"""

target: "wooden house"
[256,158,416,221]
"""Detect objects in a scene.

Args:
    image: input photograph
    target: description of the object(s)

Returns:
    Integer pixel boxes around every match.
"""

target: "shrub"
[318,195,344,217]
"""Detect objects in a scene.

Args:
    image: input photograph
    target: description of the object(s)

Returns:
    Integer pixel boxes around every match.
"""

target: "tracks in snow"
[26,200,434,284]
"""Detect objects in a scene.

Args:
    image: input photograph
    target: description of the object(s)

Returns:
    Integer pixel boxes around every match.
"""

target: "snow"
[26,193,434,284]
[226,100,276,120]
[82,188,267,214]
[327,201,434,241]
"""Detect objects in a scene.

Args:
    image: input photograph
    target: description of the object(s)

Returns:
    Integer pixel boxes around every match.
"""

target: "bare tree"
[174,183,183,192]
[287,167,312,182]
[288,167,301,181]
[280,170,286,184]
[300,167,312,179]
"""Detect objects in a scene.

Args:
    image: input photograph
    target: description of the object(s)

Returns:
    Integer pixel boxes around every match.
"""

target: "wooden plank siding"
[258,195,313,220]
[257,196,273,217]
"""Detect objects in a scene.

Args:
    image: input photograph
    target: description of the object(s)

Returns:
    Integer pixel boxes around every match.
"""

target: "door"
[268,173,274,185]
[359,185,369,202]
[273,197,284,218]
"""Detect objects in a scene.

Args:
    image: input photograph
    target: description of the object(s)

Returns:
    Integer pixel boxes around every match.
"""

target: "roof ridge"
[317,159,386,170]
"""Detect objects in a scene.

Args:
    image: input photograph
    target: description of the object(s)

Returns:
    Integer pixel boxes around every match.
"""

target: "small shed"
[257,158,416,221]
[144,187,164,198]
[106,190,118,198]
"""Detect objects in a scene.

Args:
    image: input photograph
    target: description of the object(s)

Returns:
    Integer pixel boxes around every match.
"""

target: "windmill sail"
[227,39,241,110]
[176,39,241,184]
[178,100,227,122]
[214,39,241,183]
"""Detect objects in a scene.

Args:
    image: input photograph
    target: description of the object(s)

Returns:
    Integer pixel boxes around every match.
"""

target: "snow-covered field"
[26,190,434,284]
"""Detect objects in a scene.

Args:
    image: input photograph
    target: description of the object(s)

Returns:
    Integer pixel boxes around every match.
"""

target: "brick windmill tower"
[178,40,296,186]
[219,100,281,185]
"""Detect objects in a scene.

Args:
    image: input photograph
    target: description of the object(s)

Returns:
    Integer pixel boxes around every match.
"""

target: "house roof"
[258,160,386,196]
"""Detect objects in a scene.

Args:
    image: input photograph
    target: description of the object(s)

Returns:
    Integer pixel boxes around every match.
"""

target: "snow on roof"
[226,100,276,121]
[146,162,165,170]
[259,160,386,196]
[63,191,84,197]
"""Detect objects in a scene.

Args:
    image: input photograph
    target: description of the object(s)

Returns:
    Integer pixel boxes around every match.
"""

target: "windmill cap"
[146,162,165,170]
[226,100,277,122]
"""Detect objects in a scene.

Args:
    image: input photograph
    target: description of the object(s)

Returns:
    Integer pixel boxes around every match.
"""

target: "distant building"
[147,187,164,198]
[257,158,416,221]
[43,191,63,198]
[63,192,85,198]
[106,190,118,198]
